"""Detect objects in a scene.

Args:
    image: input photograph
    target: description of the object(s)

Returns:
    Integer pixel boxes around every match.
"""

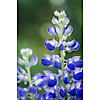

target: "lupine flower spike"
[41,10,83,100]
[17,48,40,100]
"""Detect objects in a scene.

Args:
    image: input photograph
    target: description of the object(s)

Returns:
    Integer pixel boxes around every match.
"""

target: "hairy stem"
[27,65,34,100]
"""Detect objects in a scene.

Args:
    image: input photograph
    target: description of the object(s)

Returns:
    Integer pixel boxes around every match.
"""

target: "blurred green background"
[17,0,83,97]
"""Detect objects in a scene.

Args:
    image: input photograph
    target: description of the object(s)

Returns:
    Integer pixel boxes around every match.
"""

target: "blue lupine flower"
[20,48,33,60]
[53,61,61,68]
[41,92,56,100]
[62,16,70,27]
[59,84,67,97]
[58,40,67,51]
[68,88,76,96]
[17,65,29,84]
[62,27,65,35]
[73,72,83,80]
[33,70,58,88]
[17,87,28,99]
[44,87,57,100]
[43,70,57,87]
[28,85,40,100]
[76,88,83,98]
[63,71,70,84]
[54,26,66,36]
[41,54,61,68]
[73,60,83,68]
[58,10,66,22]
[67,63,76,70]
[17,57,25,65]
[57,69,62,80]
[17,65,24,74]
[17,74,29,84]
[49,92,56,98]
[68,81,82,97]
[59,89,66,97]
[52,16,59,25]
[42,58,53,66]
[30,54,38,66]
[18,48,38,71]
[62,25,73,40]
[65,25,73,36]
[54,10,60,17]
[48,78,57,87]
[44,39,58,51]
[54,26,60,35]
[63,77,70,84]
[67,40,77,48]
[28,85,37,94]
[36,92,40,100]
[58,95,62,100]
[59,44,64,51]
[48,26,55,35]
[33,76,49,88]
[66,56,82,66]
[72,96,76,100]
[66,40,80,52]
[17,76,21,83]
[41,54,53,66]
[41,92,47,100]
[32,73,43,81]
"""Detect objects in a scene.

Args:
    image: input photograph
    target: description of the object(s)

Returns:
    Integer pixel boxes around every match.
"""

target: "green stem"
[60,50,67,100]
[59,36,67,100]
[27,65,34,100]
[60,50,64,80]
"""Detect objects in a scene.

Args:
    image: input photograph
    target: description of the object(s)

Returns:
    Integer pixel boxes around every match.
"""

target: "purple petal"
[44,54,52,60]
[65,25,73,36]
[48,26,55,35]
[67,40,76,48]
[62,16,70,26]
[54,26,60,35]
[53,61,61,69]
[52,16,58,25]
[46,43,56,51]
[17,65,23,74]
[41,58,52,66]
[30,54,38,66]
[62,27,65,35]
[17,57,25,65]
[54,10,60,17]
[43,70,52,75]
[73,42,80,51]
[72,56,81,61]
[59,44,64,51]
[32,73,42,81]
[25,61,28,70]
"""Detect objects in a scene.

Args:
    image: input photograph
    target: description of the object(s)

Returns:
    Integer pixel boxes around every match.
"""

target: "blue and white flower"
[65,40,80,52]
[33,71,58,89]
[63,71,70,84]
[17,87,28,100]
[48,26,56,35]
[59,84,66,98]
[41,54,61,68]
[44,38,58,51]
